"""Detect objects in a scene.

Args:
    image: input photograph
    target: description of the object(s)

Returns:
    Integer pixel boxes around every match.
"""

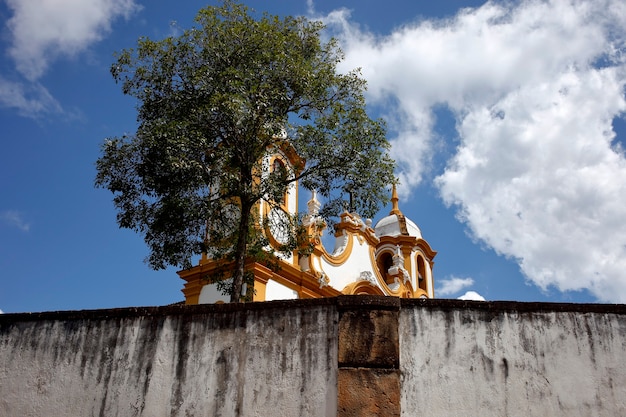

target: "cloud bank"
[6,0,140,81]
[322,0,626,302]
[458,291,486,301]
[2,0,140,116]
[0,77,62,118]
[437,276,474,297]
[0,210,30,232]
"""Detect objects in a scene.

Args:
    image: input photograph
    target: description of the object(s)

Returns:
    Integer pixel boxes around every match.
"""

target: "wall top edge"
[401,298,626,315]
[1,296,624,323]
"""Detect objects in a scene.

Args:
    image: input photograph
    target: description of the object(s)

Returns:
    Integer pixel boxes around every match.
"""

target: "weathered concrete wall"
[1,297,625,416]
[400,300,626,417]
[0,301,338,417]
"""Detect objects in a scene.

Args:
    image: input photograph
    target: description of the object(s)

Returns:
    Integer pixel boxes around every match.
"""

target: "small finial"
[390,184,401,215]
[307,189,321,215]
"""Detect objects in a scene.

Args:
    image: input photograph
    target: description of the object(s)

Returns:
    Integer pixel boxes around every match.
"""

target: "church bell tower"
[178,147,436,303]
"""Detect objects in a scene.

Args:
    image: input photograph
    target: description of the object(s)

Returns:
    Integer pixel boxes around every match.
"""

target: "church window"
[416,254,428,292]
[377,251,395,286]
[272,158,285,173]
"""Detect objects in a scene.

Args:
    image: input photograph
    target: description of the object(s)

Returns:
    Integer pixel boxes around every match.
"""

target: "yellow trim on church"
[179,150,436,304]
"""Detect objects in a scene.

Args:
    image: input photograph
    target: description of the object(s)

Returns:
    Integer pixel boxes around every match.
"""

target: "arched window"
[377,251,395,286]
[416,254,428,292]
[272,158,285,173]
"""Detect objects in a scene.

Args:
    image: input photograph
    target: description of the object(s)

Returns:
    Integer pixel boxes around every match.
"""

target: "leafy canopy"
[95,1,396,301]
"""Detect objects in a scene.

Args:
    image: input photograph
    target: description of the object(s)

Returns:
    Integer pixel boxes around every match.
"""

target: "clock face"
[267,207,291,245]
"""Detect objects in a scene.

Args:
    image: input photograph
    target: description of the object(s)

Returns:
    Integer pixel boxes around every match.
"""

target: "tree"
[95,1,396,302]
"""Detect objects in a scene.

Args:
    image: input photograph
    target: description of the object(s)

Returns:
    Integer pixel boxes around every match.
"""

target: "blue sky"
[2,0,626,313]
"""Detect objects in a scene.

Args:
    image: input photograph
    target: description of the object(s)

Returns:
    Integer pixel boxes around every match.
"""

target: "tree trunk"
[230,200,251,302]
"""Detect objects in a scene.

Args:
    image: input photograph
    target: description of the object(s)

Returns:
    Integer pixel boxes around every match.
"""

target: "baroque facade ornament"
[179,154,437,304]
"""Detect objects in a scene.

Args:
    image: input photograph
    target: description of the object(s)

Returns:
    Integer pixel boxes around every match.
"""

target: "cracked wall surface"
[400,300,626,417]
[0,301,338,417]
[1,297,625,416]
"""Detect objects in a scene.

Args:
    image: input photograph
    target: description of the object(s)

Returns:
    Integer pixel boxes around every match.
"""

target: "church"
[179,145,436,303]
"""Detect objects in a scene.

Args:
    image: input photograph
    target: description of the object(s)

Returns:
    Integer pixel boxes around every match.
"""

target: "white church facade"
[179,146,436,303]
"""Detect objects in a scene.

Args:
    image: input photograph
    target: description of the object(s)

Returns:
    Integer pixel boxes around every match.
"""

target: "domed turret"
[374,185,422,238]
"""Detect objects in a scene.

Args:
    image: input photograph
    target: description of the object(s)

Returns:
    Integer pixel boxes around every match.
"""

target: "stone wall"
[0,301,338,417]
[400,300,626,417]
[1,297,625,416]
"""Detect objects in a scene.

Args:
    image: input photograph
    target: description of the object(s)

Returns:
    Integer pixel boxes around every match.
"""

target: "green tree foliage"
[95,1,396,302]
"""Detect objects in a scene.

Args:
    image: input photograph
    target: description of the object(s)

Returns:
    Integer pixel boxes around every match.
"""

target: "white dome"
[374,213,422,239]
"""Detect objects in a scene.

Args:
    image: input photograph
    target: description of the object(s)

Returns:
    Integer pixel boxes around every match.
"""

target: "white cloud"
[458,291,486,301]
[0,77,62,117]
[437,276,474,296]
[438,68,626,302]
[2,0,140,117]
[306,0,316,16]
[1,210,30,232]
[322,0,626,302]
[5,0,141,81]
